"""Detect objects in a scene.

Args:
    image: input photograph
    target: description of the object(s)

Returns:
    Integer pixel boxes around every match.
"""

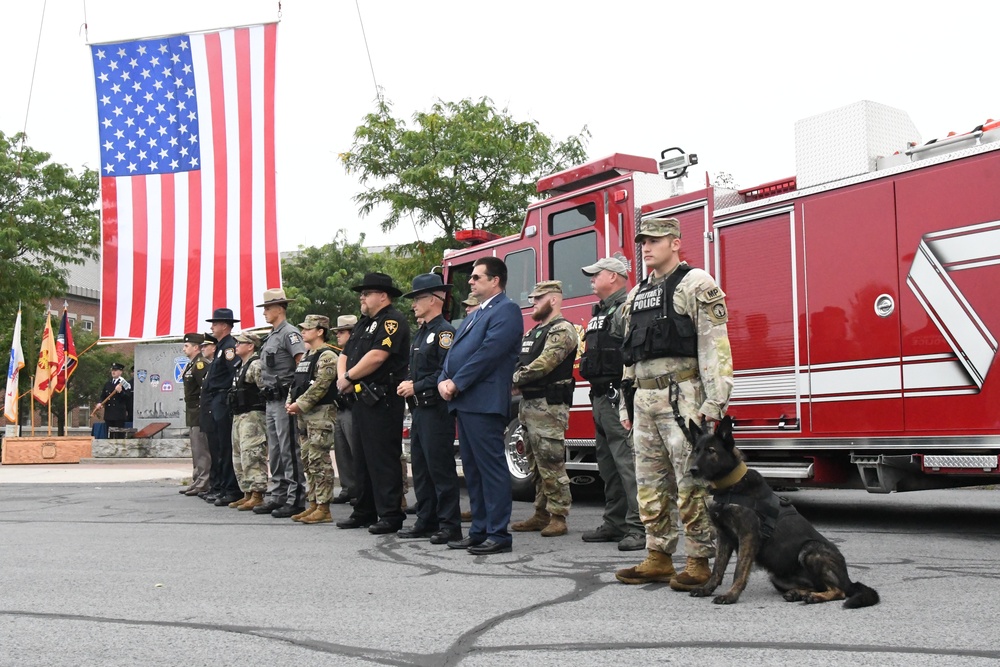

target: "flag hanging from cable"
[54,304,78,393]
[4,307,25,423]
[32,312,59,405]
[90,23,282,339]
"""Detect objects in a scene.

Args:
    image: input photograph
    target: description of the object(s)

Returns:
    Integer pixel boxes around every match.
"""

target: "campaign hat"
[334,315,358,331]
[351,272,402,298]
[256,287,294,307]
[206,308,239,323]
[403,273,453,299]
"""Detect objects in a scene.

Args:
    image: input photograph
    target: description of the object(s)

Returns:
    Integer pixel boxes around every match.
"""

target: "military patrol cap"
[299,314,330,331]
[200,333,218,346]
[256,287,294,307]
[461,295,479,308]
[334,315,358,331]
[582,257,628,277]
[183,332,205,345]
[634,217,681,243]
[234,331,261,347]
[528,280,563,298]
[111,362,125,371]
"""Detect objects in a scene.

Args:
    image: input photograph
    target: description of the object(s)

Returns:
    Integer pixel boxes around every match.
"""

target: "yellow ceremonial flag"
[32,313,59,405]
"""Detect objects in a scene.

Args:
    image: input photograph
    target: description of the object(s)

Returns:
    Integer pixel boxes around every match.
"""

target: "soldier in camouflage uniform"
[286,315,339,524]
[510,280,580,538]
[229,331,268,511]
[615,217,733,590]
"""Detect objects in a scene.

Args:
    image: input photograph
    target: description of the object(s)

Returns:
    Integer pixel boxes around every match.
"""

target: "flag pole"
[30,376,35,437]
[47,395,52,436]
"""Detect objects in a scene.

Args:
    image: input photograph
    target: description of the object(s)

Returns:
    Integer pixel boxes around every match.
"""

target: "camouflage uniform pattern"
[232,358,268,493]
[289,348,338,505]
[620,263,734,557]
[513,318,579,517]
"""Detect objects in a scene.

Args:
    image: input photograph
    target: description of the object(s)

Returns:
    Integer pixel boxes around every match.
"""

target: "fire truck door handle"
[617,213,623,248]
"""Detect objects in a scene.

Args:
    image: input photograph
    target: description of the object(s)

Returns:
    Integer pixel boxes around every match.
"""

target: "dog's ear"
[683,419,700,445]
[717,416,735,449]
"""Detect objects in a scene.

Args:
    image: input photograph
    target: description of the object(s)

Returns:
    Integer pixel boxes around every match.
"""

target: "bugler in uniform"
[286,315,340,524]
[228,331,268,510]
[510,280,579,537]
[616,216,733,590]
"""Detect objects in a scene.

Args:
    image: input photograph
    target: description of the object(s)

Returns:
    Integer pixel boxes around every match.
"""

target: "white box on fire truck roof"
[794,100,921,189]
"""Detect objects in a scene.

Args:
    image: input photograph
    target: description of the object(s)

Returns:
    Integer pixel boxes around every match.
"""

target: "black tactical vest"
[229,356,265,414]
[622,265,697,366]
[518,318,577,392]
[290,350,336,406]
[579,297,625,383]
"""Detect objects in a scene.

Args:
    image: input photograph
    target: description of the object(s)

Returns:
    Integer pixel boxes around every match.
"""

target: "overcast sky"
[4,0,997,253]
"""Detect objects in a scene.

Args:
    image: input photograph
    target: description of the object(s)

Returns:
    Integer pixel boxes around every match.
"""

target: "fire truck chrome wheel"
[504,417,536,501]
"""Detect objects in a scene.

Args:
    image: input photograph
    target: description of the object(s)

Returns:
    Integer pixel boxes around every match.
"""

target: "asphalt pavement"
[1,460,999,666]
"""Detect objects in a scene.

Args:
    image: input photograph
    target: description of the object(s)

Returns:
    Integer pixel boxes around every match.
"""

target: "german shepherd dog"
[684,417,879,608]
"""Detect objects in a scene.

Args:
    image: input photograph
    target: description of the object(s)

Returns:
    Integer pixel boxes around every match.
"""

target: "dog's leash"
[669,379,695,443]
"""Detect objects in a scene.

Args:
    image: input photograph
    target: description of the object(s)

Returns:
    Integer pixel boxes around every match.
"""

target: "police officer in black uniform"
[200,307,242,504]
[335,272,411,534]
[396,273,462,545]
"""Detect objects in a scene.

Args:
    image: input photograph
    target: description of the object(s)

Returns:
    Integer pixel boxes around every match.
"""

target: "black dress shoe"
[368,520,402,535]
[467,539,512,555]
[252,500,283,515]
[447,536,485,550]
[214,493,242,506]
[271,505,305,519]
[336,516,375,529]
[430,529,463,545]
[197,491,211,500]
[330,493,351,505]
[397,525,438,539]
[204,493,219,503]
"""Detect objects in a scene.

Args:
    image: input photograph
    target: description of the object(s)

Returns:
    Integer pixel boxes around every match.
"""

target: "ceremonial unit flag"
[32,313,59,405]
[91,23,281,339]
[54,305,78,393]
[4,308,25,422]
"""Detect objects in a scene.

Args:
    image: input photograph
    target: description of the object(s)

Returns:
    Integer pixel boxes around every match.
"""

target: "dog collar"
[711,461,748,490]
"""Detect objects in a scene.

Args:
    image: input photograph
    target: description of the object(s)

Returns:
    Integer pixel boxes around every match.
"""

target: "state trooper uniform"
[181,333,211,495]
[338,272,410,533]
[397,274,462,544]
[228,331,268,510]
[511,280,579,537]
[201,308,242,503]
[617,216,734,590]
[578,258,645,550]
[255,288,307,517]
[287,314,339,524]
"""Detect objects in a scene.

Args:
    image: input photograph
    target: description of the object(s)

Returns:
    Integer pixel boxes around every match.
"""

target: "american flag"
[91,23,281,339]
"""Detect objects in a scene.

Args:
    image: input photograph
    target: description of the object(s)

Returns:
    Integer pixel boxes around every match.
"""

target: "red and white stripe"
[100,23,281,339]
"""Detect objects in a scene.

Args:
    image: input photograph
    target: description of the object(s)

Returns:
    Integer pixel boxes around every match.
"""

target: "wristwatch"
[344,371,352,382]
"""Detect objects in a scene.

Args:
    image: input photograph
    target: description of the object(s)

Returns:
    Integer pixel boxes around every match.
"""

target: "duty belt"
[407,388,441,410]
[635,369,697,390]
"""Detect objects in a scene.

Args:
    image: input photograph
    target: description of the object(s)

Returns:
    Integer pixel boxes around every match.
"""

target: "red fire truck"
[441,101,1000,496]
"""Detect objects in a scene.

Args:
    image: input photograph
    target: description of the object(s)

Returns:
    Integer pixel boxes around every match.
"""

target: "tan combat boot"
[540,514,568,537]
[669,557,712,591]
[292,501,318,522]
[238,491,265,512]
[229,492,251,508]
[300,503,332,524]
[510,508,551,532]
[615,550,677,584]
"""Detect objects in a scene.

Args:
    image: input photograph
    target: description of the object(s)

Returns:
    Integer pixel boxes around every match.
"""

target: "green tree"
[341,97,590,240]
[0,131,100,424]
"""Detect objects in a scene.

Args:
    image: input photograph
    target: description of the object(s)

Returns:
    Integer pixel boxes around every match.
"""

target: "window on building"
[81,320,94,332]
[504,249,536,306]
[550,231,597,299]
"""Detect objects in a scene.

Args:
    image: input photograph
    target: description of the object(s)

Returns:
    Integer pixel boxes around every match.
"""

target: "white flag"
[4,308,25,423]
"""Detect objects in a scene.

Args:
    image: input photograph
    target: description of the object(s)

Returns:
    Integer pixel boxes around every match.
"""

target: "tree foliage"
[341,97,590,240]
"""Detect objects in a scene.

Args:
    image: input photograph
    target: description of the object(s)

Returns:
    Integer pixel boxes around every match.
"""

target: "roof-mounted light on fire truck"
[455,229,501,246]
[658,147,698,180]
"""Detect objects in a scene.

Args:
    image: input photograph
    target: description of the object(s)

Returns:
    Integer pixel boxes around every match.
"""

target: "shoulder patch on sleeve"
[195,361,204,370]
[384,320,398,336]
[224,348,236,361]
[288,332,302,345]
[438,330,453,349]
